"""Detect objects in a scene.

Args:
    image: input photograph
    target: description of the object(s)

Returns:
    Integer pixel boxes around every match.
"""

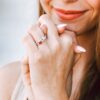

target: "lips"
[54,8,88,20]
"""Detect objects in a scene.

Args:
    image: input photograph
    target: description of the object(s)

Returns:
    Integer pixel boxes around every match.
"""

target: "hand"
[21,14,85,100]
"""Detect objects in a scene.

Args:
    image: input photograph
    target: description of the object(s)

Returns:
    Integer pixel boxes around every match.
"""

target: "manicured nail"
[57,24,67,29]
[57,24,67,34]
[75,45,86,53]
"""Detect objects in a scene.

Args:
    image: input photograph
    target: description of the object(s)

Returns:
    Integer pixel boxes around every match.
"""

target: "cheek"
[87,0,100,9]
[45,0,52,3]
[40,0,52,14]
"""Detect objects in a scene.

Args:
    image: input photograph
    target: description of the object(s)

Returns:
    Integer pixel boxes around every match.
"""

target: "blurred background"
[0,0,39,66]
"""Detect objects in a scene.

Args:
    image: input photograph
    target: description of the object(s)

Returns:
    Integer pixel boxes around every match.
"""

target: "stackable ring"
[37,35,47,45]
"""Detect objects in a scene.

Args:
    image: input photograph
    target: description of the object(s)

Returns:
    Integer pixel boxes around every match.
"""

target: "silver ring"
[37,35,47,45]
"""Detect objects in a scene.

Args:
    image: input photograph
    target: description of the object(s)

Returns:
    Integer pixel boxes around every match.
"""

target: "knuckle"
[39,14,50,25]
[44,49,51,57]
[34,53,43,62]
[41,46,51,55]
[39,14,48,21]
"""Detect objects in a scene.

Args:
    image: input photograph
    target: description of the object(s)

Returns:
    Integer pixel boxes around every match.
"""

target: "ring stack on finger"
[37,35,47,45]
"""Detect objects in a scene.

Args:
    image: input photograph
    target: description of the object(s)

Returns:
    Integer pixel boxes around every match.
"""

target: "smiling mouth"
[54,8,88,20]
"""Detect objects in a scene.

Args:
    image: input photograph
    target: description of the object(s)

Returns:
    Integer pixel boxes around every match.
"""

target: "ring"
[37,35,47,45]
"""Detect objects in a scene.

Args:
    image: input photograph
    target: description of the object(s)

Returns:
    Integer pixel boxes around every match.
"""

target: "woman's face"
[40,0,100,34]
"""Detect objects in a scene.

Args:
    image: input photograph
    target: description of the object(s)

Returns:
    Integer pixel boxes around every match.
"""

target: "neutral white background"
[0,0,39,66]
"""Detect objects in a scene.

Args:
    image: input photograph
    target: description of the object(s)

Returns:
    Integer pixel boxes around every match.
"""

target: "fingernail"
[57,24,67,29]
[75,46,86,53]
[57,24,67,34]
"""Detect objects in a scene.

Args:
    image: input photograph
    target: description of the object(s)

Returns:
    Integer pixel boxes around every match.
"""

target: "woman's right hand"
[21,14,85,100]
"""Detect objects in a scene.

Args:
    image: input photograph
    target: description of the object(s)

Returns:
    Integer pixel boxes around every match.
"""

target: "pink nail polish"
[75,46,86,53]
[57,24,67,29]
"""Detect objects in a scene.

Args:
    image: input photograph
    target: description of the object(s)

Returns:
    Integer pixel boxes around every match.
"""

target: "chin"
[51,18,89,35]
[51,16,96,36]
[50,10,97,35]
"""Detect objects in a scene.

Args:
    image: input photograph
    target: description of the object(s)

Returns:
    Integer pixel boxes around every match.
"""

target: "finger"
[25,85,35,100]
[60,31,74,51]
[21,56,34,100]
[21,56,31,86]
[40,23,48,35]
[38,14,59,41]
[57,25,78,53]
[63,30,86,53]
[28,24,48,47]
[56,24,77,46]
[22,34,38,53]
[60,30,86,54]
[60,32,74,69]
[28,24,43,46]
[40,23,67,36]
[29,23,49,52]
[57,24,67,35]
[37,26,50,53]
[39,15,61,51]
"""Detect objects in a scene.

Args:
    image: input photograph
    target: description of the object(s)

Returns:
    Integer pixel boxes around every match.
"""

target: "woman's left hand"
[21,14,79,100]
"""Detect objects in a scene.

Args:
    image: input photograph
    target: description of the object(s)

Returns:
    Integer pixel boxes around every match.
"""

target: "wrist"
[33,88,68,100]
[34,94,68,100]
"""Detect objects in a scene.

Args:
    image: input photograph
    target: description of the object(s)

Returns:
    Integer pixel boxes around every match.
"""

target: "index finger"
[38,14,59,39]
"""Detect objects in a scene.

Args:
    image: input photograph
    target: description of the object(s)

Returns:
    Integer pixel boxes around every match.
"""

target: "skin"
[21,0,100,100]
[0,0,99,100]
[0,62,21,100]
[40,0,99,34]
[40,0,99,98]
[22,15,75,100]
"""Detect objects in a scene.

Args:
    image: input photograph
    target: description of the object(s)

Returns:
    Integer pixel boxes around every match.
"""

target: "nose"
[63,0,77,3]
